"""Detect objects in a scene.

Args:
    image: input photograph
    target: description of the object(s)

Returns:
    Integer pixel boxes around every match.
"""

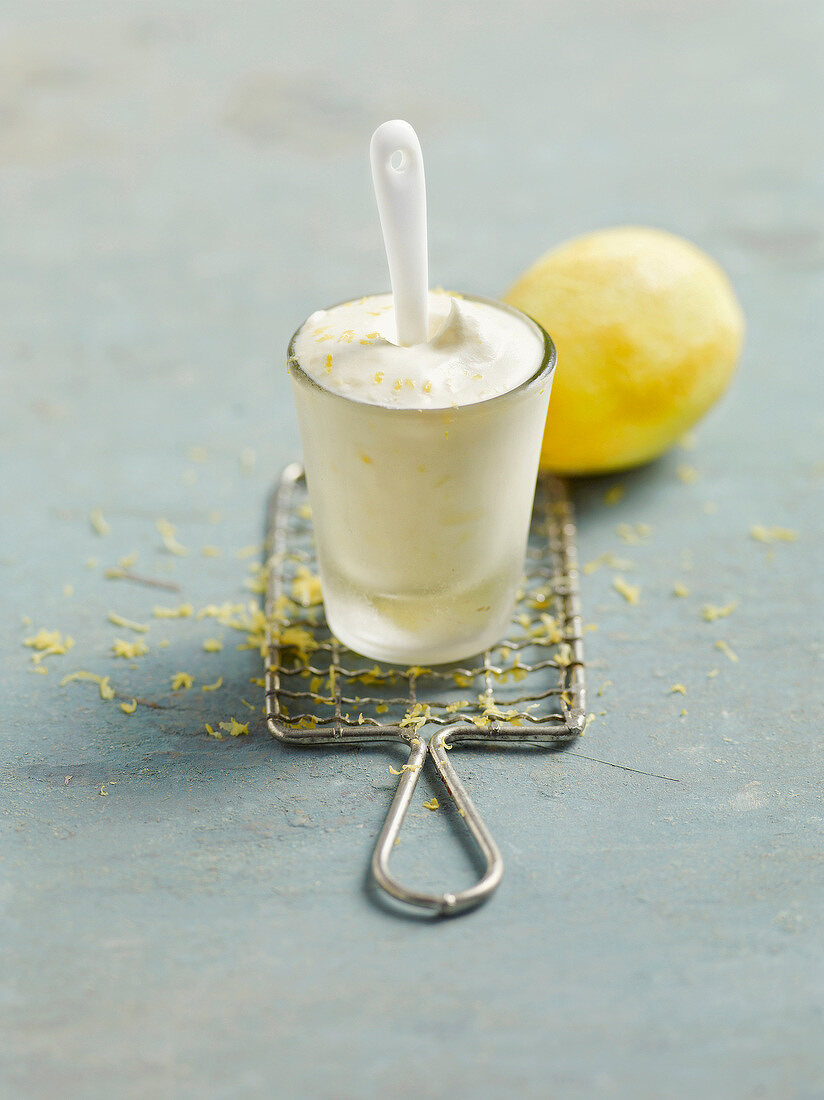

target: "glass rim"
[287,292,556,414]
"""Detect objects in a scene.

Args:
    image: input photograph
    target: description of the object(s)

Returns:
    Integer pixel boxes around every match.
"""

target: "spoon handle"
[370,120,429,346]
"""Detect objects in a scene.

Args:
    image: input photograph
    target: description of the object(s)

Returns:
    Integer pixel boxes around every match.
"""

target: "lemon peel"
[202,638,223,652]
[120,699,138,714]
[171,672,194,690]
[202,677,223,691]
[422,797,439,811]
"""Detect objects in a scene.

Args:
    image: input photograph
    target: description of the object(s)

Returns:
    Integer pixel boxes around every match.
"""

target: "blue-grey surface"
[2,2,823,1098]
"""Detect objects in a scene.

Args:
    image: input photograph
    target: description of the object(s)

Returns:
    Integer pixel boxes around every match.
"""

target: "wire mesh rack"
[264,462,586,915]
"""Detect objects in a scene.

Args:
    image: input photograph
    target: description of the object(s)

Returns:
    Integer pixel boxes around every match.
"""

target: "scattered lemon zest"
[296,503,312,520]
[153,603,193,619]
[24,629,75,664]
[108,611,149,633]
[219,718,249,737]
[680,709,688,717]
[612,576,641,605]
[715,640,738,663]
[236,544,262,559]
[99,784,108,796]
[291,566,323,607]
[373,371,384,384]
[171,671,194,690]
[422,797,439,811]
[240,698,256,710]
[616,522,652,545]
[205,723,223,740]
[702,600,737,622]
[156,518,188,556]
[670,683,687,695]
[708,668,720,678]
[85,558,98,569]
[597,680,612,697]
[399,703,431,732]
[389,765,402,776]
[112,638,149,659]
[120,699,138,714]
[324,354,333,373]
[583,552,634,575]
[202,638,223,653]
[750,524,798,544]
[376,704,388,714]
[202,677,223,691]
[673,582,690,598]
[90,509,110,536]
[201,545,223,558]
[59,670,115,700]
[676,463,699,484]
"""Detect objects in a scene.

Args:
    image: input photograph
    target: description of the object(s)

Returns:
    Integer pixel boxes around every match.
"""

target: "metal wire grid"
[263,461,586,914]
[264,464,586,741]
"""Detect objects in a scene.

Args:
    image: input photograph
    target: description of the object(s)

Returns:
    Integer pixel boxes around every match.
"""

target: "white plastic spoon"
[370,120,429,346]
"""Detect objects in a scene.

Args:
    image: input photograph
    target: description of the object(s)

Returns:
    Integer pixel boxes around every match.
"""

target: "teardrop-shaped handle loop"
[370,727,504,916]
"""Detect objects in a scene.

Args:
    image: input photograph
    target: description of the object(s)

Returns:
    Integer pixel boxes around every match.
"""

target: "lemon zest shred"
[612,576,641,605]
[59,670,115,700]
[108,611,149,633]
[670,683,687,695]
[219,718,249,737]
[715,640,739,663]
[701,600,737,622]
[112,638,149,659]
[202,638,223,652]
[202,677,223,692]
[90,509,110,536]
[749,524,798,544]
[673,582,690,598]
[676,463,699,484]
[156,518,188,557]
[171,671,194,690]
[153,603,193,619]
[205,723,223,740]
[201,545,223,557]
[120,699,138,714]
[583,552,634,575]
[291,566,323,607]
[422,797,439,811]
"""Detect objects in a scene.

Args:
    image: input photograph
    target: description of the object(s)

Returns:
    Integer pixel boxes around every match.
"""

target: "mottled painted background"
[2,2,822,1097]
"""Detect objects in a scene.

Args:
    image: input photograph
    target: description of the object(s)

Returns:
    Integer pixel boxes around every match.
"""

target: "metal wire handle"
[264,462,585,916]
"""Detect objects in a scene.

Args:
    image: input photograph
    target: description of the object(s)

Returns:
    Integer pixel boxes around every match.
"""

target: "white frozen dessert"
[288,291,555,665]
[293,290,545,410]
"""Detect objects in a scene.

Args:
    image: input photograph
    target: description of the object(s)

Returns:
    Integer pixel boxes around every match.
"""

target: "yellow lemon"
[504,226,744,474]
